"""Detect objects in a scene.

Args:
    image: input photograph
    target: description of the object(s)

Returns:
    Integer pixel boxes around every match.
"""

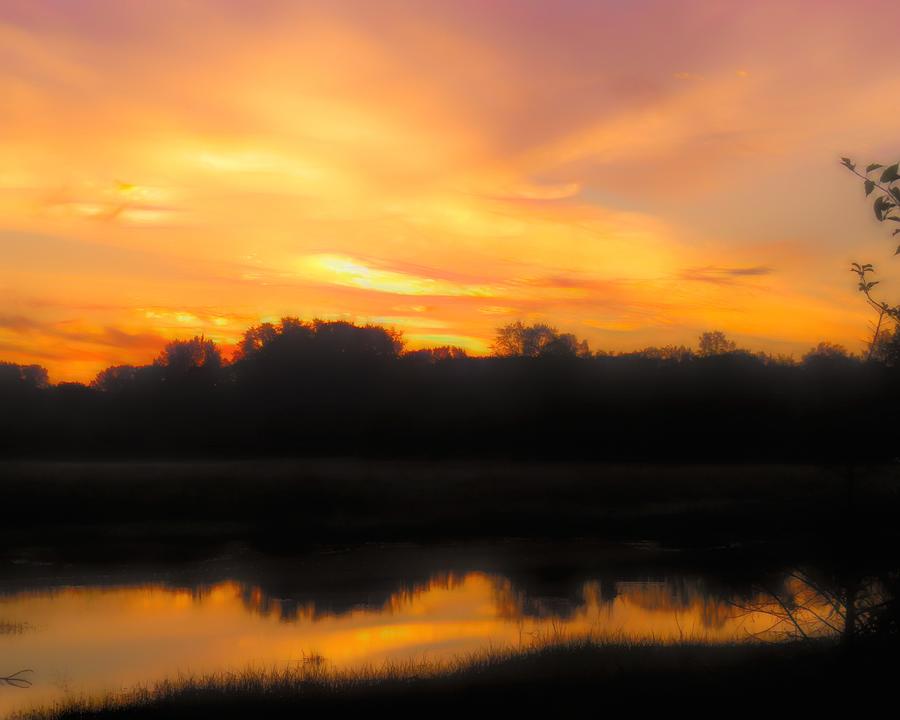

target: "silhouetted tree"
[762,353,797,367]
[627,345,695,362]
[545,332,591,358]
[157,336,221,371]
[0,362,49,389]
[237,322,282,359]
[403,346,469,363]
[91,365,139,392]
[697,331,737,357]
[492,322,589,358]
[802,342,853,365]
[155,336,223,386]
[235,317,403,365]
[311,320,403,359]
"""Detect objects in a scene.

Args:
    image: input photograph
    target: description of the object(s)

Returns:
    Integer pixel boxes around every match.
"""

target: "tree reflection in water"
[731,569,896,644]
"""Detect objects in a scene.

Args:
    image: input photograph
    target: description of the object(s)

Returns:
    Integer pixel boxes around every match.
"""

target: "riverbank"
[12,638,894,719]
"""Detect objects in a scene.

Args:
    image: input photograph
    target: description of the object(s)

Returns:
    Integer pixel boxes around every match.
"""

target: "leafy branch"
[850,263,899,359]
[842,158,900,358]
[841,158,900,238]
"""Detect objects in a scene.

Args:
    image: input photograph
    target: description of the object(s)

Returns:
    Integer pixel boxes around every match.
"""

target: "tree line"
[4,318,899,396]
[2,318,899,461]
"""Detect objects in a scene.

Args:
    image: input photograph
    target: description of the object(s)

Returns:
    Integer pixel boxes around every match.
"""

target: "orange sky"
[2,0,900,382]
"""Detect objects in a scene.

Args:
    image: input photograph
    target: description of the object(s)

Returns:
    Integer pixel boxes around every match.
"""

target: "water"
[0,543,846,717]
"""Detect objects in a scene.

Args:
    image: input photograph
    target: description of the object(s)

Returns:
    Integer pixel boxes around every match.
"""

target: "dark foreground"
[4,461,899,718]
[14,640,897,719]
[3,461,899,562]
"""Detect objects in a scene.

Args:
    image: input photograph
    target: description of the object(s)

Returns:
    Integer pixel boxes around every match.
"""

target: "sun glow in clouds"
[300,255,498,298]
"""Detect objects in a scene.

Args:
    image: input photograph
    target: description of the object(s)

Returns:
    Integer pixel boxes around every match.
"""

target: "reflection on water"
[0,569,847,716]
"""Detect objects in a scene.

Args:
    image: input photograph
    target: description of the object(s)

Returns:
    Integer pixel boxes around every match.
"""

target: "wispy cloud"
[679,266,774,285]
[0,315,165,349]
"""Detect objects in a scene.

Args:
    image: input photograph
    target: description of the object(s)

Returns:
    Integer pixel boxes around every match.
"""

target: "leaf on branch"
[866,163,883,173]
[841,157,856,171]
[865,179,876,196]
[880,163,900,183]
[874,196,895,221]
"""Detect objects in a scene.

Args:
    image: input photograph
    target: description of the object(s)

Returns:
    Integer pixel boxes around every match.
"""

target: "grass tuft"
[0,620,31,635]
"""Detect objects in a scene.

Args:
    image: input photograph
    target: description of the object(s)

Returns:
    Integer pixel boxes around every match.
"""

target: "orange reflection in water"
[0,572,835,716]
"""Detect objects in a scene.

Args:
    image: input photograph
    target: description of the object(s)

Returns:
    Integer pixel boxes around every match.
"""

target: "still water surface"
[0,550,838,717]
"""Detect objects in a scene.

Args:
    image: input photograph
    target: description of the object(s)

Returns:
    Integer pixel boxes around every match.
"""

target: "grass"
[12,636,894,719]
[0,620,30,635]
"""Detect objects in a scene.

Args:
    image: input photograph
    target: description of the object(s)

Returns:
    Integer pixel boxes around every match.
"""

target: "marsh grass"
[11,634,855,720]
[0,620,31,635]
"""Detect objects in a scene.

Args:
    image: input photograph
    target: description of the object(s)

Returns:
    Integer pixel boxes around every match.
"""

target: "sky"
[2,0,900,382]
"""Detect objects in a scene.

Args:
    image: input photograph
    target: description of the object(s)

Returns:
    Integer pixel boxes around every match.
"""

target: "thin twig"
[1,669,34,689]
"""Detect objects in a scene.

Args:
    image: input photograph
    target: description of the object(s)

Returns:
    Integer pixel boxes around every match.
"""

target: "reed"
[14,635,855,720]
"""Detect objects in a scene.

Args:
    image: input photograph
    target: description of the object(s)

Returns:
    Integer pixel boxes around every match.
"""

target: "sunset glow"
[0,572,838,716]
[2,0,899,381]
